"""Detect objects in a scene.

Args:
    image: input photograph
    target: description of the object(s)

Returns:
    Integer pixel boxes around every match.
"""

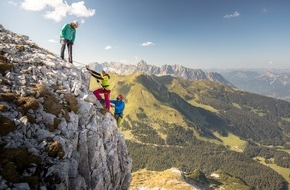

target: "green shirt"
[101,74,110,91]
[60,24,76,42]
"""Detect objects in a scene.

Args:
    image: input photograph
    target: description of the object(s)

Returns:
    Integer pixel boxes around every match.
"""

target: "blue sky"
[0,0,289,69]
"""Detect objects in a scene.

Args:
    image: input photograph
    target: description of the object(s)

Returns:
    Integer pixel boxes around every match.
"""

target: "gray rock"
[0,183,8,190]
[0,24,4,31]
[42,112,56,126]
[13,183,30,190]
[0,25,132,190]
[19,116,29,125]
[35,129,55,141]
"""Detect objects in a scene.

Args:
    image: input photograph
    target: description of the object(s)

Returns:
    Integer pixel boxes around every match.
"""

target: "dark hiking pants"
[60,40,73,63]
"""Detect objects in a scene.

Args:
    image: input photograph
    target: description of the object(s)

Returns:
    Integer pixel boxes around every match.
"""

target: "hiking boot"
[99,99,105,104]
[99,108,108,115]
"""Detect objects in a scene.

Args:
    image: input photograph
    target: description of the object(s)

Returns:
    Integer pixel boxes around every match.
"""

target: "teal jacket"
[60,24,76,43]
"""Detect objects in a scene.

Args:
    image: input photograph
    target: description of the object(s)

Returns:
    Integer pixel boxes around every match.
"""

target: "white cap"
[102,67,108,73]
[72,20,79,27]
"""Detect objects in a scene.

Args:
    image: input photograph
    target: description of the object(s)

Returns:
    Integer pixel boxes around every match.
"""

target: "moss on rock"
[0,92,17,102]
[46,141,65,158]
[64,93,78,113]
[16,96,39,114]
[0,62,12,75]
[0,103,7,112]
[43,93,62,116]
[16,45,25,52]
[0,145,42,186]
[29,84,48,97]
[0,115,16,136]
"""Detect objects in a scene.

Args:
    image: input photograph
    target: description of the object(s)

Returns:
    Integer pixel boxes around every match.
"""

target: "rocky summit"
[0,24,132,190]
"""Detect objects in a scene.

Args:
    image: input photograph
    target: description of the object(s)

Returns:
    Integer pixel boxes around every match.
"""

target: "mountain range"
[100,61,290,103]
[96,60,233,86]
[220,70,290,102]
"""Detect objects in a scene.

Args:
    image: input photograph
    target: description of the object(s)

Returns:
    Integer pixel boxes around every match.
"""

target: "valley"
[108,72,290,189]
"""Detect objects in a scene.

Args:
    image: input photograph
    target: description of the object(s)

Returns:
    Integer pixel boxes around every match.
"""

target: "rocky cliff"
[0,25,132,190]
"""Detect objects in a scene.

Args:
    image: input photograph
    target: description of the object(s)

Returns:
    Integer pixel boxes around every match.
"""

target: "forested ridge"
[127,141,287,190]
[153,75,290,145]
[123,115,288,190]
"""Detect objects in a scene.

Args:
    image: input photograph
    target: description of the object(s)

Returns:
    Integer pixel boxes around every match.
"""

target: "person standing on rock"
[60,20,79,64]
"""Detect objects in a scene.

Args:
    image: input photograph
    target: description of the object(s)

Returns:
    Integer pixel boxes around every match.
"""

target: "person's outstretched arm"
[86,66,102,79]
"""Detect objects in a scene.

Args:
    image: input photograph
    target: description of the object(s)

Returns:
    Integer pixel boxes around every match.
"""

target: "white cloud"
[224,11,240,19]
[20,0,95,22]
[140,41,155,47]
[8,1,18,6]
[268,60,273,65]
[44,3,70,22]
[46,0,64,8]
[21,0,47,11]
[105,46,112,50]
[48,39,58,43]
[69,1,95,17]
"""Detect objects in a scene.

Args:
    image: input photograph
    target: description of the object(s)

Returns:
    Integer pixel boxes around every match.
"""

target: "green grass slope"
[109,72,290,190]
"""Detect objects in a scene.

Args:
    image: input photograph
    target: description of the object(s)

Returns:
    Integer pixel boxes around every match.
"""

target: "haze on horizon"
[0,0,289,70]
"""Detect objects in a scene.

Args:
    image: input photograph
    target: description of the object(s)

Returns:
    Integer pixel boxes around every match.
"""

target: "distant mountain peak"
[137,59,148,66]
[96,61,233,86]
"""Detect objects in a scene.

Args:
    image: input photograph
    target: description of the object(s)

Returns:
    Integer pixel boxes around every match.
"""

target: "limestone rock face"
[0,24,132,190]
